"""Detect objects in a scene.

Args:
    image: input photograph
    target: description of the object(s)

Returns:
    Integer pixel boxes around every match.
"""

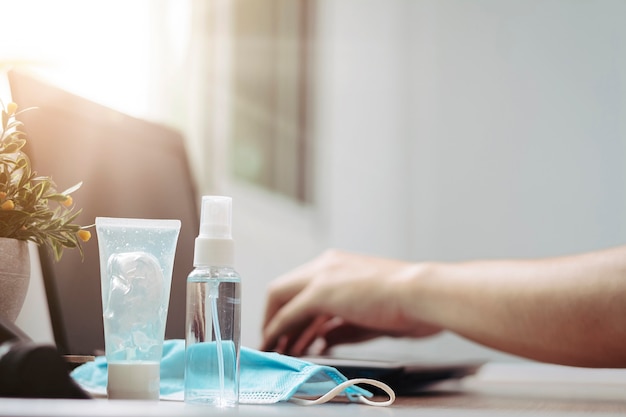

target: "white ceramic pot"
[0,237,31,323]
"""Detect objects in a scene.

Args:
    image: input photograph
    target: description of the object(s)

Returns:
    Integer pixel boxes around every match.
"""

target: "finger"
[274,335,290,354]
[287,315,332,357]
[261,286,319,352]
[262,259,322,329]
[319,321,387,353]
[262,278,304,329]
[261,312,313,353]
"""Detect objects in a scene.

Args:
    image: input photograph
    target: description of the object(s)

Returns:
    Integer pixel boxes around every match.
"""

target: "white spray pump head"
[199,195,232,239]
[194,195,234,267]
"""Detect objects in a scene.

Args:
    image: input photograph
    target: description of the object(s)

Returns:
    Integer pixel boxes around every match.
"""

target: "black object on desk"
[0,317,91,399]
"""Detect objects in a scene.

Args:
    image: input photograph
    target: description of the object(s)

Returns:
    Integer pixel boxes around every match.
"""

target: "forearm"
[404,246,626,367]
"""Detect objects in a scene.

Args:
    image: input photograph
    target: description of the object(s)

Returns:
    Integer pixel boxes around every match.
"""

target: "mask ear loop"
[289,378,396,406]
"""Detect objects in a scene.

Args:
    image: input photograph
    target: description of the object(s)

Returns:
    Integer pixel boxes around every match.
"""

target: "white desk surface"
[1,362,625,416]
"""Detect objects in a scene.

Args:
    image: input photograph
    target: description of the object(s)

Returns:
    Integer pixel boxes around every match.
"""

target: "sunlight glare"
[0,0,188,120]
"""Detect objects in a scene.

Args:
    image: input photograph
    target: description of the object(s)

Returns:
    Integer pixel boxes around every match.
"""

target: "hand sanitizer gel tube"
[95,217,181,400]
[184,196,241,407]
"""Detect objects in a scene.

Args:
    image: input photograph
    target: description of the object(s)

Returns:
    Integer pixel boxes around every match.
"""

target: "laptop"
[302,354,484,395]
[8,69,200,356]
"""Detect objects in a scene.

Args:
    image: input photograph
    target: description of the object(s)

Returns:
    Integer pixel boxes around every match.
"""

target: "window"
[0,0,191,131]
[229,0,314,203]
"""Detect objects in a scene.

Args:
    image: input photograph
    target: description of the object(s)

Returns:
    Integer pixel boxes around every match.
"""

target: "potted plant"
[0,100,91,322]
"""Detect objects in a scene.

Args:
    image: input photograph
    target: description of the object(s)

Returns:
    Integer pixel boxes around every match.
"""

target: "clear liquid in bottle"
[184,266,241,407]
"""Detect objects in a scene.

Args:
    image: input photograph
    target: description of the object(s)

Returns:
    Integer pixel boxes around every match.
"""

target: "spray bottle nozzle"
[199,196,232,239]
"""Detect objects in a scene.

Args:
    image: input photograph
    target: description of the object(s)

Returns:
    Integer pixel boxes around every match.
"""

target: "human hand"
[260,249,443,356]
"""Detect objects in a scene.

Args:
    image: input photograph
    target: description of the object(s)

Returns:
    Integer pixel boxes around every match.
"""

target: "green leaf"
[61,182,83,195]
[0,102,89,261]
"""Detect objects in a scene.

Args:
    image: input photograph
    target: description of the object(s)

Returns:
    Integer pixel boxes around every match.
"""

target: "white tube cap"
[107,362,160,400]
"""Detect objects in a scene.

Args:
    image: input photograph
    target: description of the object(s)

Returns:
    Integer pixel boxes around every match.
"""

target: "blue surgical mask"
[71,340,394,406]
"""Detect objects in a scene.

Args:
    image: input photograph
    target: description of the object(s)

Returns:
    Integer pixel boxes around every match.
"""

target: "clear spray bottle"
[184,196,241,407]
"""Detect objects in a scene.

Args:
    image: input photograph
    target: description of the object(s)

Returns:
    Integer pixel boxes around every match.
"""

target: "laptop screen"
[8,70,199,356]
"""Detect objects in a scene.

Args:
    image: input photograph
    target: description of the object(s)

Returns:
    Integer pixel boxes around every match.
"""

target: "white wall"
[408,0,626,262]
[233,0,626,360]
[315,1,414,259]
